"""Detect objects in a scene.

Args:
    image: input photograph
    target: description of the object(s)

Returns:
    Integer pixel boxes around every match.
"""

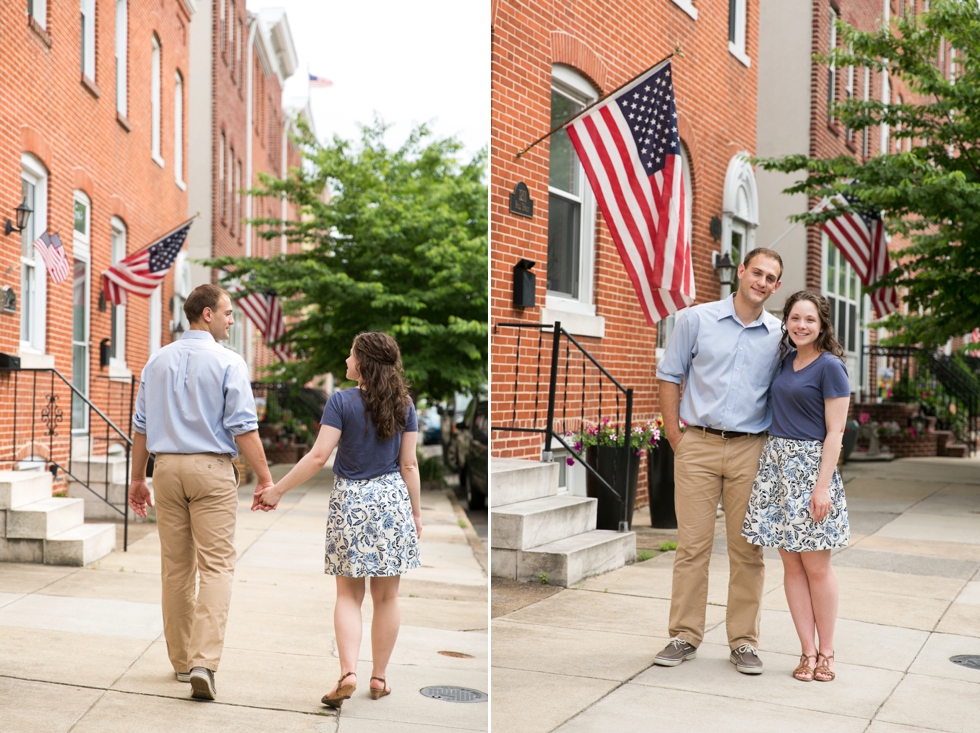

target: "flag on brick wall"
[230,284,291,362]
[32,232,71,284]
[102,217,193,305]
[815,192,900,319]
[564,59,694,325]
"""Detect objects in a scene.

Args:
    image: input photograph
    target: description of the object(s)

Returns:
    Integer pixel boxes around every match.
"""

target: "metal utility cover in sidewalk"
[420,686,488,703]
[949,655,980,671]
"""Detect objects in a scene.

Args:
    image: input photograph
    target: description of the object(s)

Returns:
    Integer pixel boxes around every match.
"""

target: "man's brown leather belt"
[698,426,757,440]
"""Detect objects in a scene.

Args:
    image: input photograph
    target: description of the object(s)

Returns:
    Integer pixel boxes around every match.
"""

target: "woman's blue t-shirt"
[769,350,851,442]
[321,388,418,480]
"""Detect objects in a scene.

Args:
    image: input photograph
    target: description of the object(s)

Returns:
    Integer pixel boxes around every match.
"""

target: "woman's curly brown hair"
[778,290,846,362]
[352,332,412,442]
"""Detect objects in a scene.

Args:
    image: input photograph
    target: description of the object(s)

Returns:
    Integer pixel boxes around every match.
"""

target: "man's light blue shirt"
[656,295,783,434]
[133,330,258,458]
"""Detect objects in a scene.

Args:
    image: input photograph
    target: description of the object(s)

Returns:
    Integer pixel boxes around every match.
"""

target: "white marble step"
[490,458,558,508]
[493,530,636,588]
[491,495,597,551]
[5,497,85,540]
[67,481,150,521]
[67,455,130,485]
[0,470,53,510]
[44,523,117,566]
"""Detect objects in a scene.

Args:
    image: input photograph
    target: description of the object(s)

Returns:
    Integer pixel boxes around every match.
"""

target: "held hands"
[251,480,281,512]
[810,486,832,524]
[128,480,153,519]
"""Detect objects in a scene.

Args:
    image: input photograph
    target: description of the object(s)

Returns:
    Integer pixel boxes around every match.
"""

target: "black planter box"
[585,445,640,531]
[648,438,677,528]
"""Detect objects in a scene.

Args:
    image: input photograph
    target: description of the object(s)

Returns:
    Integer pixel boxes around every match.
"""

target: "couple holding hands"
[129,283,420,706]
[653,247,850,683]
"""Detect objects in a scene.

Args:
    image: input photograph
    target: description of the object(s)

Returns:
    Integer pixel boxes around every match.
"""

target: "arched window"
[174,71,184,187]
[721,154,759,298]
[151,35,163,164]
[544,64,601,337]
[72,190,92,431]
[115,0,128,116]
[110,217,127,368]
[20,153,48,355]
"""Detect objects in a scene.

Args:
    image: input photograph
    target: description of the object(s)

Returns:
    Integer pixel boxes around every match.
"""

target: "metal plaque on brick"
[419,686,488,703]
[1,286,15,314]
[509,182,534,218]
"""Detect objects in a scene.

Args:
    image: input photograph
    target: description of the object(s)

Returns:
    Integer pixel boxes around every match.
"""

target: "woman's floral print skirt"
[325,471,421,577]
[742,435,849,552]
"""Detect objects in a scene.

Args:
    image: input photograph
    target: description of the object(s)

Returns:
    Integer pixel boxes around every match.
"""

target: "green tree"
[208,121,488,401]
[756,0,980,347]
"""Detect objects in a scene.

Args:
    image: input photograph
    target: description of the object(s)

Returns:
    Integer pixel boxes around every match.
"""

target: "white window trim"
[545,65,601,337]
[19,154,48,356]
[151,35,163,166]
[728,0,749,67]
[721,153,759,298]
[30,0,47,29]
[821,232,865,393]
[880,72,890,154]
[149,287,162,354]
[110,217,128,370]
[171,251,191,336]
[174,72,185,188]
[72,190,92,435]
[115,0,128,116]
[670,0,698,21]
[81,0,96,80]
[828,7,838,122]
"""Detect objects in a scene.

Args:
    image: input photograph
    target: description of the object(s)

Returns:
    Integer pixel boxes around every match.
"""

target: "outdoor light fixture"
[713,251,736,290]
[4,199,33,236]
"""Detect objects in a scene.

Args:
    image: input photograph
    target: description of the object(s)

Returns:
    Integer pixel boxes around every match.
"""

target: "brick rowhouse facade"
[186,3,303,379]
[491,0,760,507]
[757,0,935,401]
[0,1,193,479]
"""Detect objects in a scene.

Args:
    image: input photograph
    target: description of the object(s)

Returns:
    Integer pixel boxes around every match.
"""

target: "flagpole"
[765,222,800,250]
[515,50,676,159]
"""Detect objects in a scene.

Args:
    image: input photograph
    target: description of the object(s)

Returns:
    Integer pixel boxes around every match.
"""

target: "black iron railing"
[491,321,634,533]
[861,345,978,456]
[1,367,134,550]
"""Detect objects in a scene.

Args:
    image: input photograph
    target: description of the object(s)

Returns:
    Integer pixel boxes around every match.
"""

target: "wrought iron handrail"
[1,366,133,550]
[491,321,635,533]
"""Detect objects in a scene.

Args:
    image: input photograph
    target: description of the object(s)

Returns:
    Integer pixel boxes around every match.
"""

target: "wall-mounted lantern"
[713,251,736,291]
[99,338,111,368]
[4,199,33,236]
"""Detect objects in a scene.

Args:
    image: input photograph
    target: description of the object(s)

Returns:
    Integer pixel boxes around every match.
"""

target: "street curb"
[444,486,489,575]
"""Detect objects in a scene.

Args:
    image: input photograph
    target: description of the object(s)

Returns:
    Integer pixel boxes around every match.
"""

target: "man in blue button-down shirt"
[653,248,784,676]
[128,284,274,701]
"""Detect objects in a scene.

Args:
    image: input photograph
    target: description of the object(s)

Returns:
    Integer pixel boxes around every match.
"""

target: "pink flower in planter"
[574,441,583,452]
[566,457,575,466]
[859,412,870,425]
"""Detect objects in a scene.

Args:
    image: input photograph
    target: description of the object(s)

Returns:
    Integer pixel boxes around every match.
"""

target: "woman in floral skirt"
[257,332,421,707]
[742,290,850,683]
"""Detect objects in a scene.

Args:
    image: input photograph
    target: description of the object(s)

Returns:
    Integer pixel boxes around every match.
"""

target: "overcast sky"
[249,1,489,161]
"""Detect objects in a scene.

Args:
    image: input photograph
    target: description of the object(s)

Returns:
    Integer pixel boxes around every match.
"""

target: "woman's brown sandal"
[321,671,357,708]
[793,654,817,682]
[369,676,391,700]
[814,653,836,682]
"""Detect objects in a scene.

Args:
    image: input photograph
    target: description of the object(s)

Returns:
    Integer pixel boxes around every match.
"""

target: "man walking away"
[128,284,274,700]
[654,248,784,675]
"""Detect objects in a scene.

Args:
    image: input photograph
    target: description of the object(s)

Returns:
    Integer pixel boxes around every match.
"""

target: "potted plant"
[646,416,683,528]
[567,418,660,531]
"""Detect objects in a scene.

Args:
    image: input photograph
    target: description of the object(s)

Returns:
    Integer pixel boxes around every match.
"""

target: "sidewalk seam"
[444,486,488,576]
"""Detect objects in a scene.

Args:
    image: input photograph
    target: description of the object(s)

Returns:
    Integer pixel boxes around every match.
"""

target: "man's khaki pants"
[153,453,239,673]
[668,430,766,649]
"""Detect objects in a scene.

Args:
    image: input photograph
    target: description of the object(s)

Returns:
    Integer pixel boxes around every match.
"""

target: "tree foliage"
[207,121,488,401]
[756,0,980,346]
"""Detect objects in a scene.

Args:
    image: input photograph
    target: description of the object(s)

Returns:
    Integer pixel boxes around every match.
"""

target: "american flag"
[230,284,291,362]
[564,60,694,325]
[815,192,900,319]
[33,232,71,284]
[102,218,193,306]
[308,74,333,88]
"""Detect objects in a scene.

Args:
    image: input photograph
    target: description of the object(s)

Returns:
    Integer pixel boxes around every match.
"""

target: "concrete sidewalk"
[0,465,488,733]
[491,456,980,733]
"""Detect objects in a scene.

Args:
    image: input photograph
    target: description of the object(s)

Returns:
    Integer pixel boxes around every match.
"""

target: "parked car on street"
[418,408,442,445]
[456,396,488,510]
[440,394,473,471]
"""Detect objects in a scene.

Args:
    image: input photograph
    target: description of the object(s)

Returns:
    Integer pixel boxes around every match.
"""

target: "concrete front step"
[491,495,597,551]
[5,497,85,539]
[44,523,117,566]
[490,458,558,508]
[67,481,150,520]
[0,470,53,510]
[492,529,637,587]
[67,455,130,485]
[945,443,970,458]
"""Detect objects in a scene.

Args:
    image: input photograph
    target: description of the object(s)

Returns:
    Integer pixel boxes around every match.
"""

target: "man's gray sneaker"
[730,644,763,674]
[653,638,697,667]
[189,667,216,700]
[176,671,191,683]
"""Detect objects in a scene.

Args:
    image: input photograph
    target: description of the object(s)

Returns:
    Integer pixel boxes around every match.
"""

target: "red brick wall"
[491,0,759,506]
[0,1,191,477]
